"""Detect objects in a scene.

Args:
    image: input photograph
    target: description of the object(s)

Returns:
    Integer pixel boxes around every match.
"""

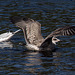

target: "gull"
[10,16,75,51]
[0,29,21,42]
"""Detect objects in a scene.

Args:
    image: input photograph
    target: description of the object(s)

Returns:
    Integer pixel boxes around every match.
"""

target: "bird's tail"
[14,29,21,34]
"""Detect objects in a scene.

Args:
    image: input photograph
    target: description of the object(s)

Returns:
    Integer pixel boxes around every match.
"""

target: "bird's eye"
[53,39,57,41]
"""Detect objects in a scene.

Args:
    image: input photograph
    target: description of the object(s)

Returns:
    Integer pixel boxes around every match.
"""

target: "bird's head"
[52,37,60,45]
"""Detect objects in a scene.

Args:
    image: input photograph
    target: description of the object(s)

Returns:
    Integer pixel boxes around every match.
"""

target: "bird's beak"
[58,39,61,42]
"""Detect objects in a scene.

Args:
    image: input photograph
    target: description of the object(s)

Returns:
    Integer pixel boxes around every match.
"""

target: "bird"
[10,16,75,51]
[0,29,21,42]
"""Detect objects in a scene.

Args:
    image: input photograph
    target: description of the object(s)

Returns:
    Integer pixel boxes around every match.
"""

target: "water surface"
[0,0,75,75]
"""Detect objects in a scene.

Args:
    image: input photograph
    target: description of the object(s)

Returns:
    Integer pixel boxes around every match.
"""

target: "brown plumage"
[10,16,75,51]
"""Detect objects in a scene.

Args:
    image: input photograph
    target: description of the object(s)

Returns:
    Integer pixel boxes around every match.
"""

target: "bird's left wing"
[40,26,75,48]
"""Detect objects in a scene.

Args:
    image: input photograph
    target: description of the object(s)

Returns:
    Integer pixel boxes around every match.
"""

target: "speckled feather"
[10,16,75,51]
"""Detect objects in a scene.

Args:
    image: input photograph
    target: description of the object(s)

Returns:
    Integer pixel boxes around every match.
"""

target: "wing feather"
[10,16,44,46]
[40,26,75,48]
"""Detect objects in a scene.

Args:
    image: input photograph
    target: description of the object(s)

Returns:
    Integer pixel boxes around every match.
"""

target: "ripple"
[0,0,75,75]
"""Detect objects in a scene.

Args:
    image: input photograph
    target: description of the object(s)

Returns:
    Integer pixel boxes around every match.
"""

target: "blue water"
[0,0,75,75]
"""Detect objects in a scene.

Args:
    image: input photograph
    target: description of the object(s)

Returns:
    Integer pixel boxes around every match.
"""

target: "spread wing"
[10,16,44,46]
[40,26,75,48]
[47,26,75,37]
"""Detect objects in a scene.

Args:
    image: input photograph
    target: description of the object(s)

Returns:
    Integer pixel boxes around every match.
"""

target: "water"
[0,0,75,75]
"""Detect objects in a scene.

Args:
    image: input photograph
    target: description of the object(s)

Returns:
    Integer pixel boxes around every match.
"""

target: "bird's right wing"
[10,16,44,45]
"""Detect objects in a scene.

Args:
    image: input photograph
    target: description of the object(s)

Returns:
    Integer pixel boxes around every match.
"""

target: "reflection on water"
[0,49,74,75]
[0,41,13,49]
[0,0,75,75]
